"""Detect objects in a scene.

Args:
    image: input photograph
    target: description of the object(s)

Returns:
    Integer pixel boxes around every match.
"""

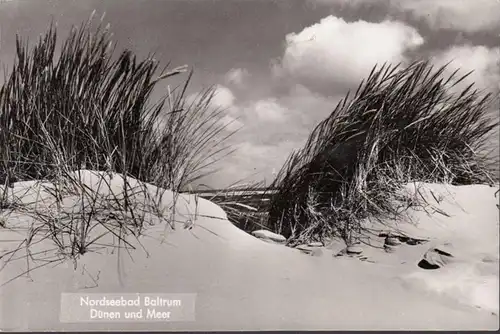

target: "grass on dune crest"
[0,14,236,284]
[267,60,499,247]
[0,13,235,193]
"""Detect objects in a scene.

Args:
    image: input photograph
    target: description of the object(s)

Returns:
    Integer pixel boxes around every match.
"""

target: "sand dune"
[0,171,498,331]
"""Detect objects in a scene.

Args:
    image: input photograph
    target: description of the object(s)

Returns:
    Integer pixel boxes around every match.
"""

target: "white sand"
[0,171,498,330]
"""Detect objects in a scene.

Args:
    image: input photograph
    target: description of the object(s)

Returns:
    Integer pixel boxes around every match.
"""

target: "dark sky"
[3,0,497,93]
[1,0,326,89]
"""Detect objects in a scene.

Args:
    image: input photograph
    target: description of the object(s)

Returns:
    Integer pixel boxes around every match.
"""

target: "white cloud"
[432,45,500,94]
[233,85,338,141]
[274,15,424,92]
[312,0,500,33]
[224,68,250,87]
[185,85,237,117]
[211,85,340,185]
[211,85,236,109]
[185,85,241,134]
[250,99,288,123]
[218,114,244,132]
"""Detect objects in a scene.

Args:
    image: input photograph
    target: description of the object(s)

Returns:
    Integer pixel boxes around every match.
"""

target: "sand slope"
[359,182,499,315]
[0,171,498,330]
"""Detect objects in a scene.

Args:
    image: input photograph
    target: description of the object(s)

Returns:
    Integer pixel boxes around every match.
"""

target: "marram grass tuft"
[267,61,499,246]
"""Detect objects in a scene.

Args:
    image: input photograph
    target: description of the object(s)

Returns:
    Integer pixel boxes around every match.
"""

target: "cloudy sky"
[1,0,499,188]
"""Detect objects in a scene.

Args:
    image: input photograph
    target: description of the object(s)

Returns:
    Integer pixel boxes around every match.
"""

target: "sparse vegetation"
[266,61,499,246]
[0,169,164,286]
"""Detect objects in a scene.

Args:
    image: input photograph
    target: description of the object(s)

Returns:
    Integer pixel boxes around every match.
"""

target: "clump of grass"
[0,12,234,193]
[268,60,499,246]
[0,14,236,285]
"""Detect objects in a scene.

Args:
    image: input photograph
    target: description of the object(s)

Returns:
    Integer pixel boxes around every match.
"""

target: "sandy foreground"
[0,170,498,331]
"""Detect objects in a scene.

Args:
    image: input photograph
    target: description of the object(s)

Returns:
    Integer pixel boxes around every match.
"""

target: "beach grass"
[265,61,499,246]
[0,14,235,275]
[0,13,234,193]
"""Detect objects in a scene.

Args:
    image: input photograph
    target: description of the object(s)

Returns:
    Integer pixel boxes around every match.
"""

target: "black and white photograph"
[0,0,499,331]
